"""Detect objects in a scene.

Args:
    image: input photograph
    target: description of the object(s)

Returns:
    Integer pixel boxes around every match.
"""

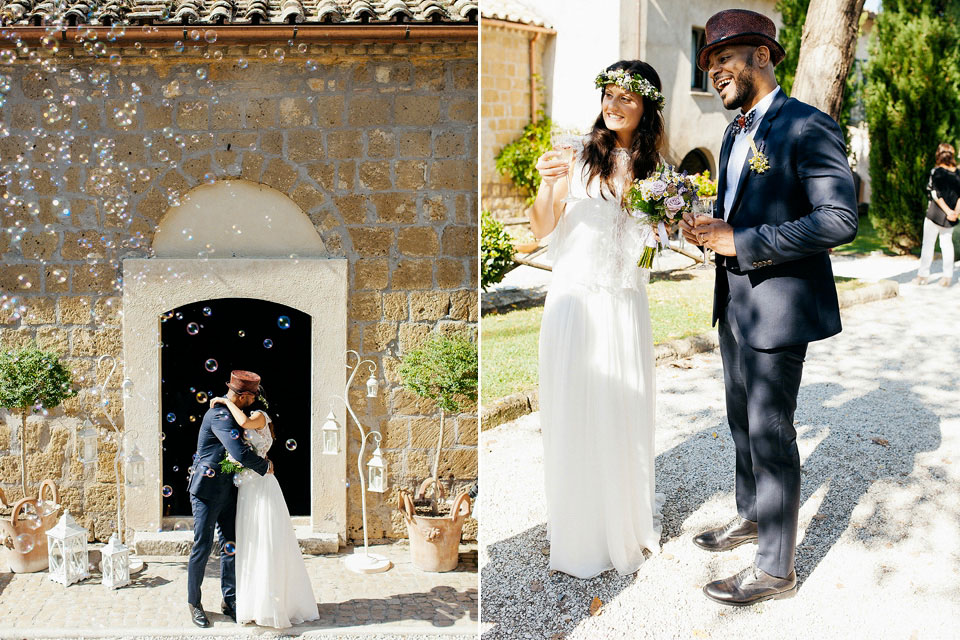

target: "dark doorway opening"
[679,148,710,176]
[159,298,312,517]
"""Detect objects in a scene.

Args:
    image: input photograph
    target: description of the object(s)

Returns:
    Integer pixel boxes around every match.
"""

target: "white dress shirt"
[723,86,781,221]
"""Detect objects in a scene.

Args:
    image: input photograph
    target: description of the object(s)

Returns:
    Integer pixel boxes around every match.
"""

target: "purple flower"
[664,195,684,213]
[649,180,667,197]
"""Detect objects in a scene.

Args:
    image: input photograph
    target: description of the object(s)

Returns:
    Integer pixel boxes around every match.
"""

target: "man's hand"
[266,459,274,475]
[692,217,737,257]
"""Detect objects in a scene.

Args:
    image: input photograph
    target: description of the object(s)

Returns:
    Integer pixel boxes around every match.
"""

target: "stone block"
[349,291,381,322]
[94,298,122,327]
[315,95,344,127]
[438,448,477,479]
[371,193,417,224]
[358,161,392,191]
[337,160,356,190]
[0,265,41,293]
[392,260,433,290]
[334,194,369,224]
[457,417,478,446]
[362,322,397,353]
[436,259,466,288]
[280,97,313,127]
[353,259,389,290]
[348,96,392,127]
[72,264,119,294]
[211,102,243,130]
[397,323,431,354]
[382,292,408,322]
[240,152,264,182]
[424,195,450,222]
[327,130,363,159]
[410,416,456,449]
[448,99,477,123]
[289,182,325,213]
[366,129,396,158]
[348,228,392,257]
[448,290,476,321]
[176,101,209,129]
[434,131,466,157]
[245,97,279,128]
[395,95,440,126]
[287,130,325,164]
[19,231,59,261]
[261,158,299,192]
[397,226,438,257]
[395,160,427,190]
[430,159,474,191]
[22,297,56,325]
[307,162,335,191]
[409,292,449,321]
[397,131,431,157]
[442,226,477,257]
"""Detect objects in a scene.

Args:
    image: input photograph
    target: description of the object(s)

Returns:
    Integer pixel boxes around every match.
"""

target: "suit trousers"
[718,297,807,578]
[187,491,238,607]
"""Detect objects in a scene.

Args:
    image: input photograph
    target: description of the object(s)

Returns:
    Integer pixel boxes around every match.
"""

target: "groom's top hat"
[697,9,785,71]
[226,370,261,394]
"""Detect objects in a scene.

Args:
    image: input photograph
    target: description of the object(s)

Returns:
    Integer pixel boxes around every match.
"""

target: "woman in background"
[917,142,959,287]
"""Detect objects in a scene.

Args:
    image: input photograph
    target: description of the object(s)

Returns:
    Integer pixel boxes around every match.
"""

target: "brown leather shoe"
[693,516,758,552]
[703,564,797,606]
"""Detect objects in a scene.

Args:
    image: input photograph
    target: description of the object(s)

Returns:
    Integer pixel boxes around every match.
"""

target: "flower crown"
[595,69,665,110]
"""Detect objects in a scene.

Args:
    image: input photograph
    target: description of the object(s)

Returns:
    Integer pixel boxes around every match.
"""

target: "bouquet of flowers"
[219,452,243,475]
[624,164,699,269]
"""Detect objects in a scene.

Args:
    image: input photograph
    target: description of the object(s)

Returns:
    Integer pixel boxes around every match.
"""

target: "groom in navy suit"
[680,9,858,605]
[186,370,272,627]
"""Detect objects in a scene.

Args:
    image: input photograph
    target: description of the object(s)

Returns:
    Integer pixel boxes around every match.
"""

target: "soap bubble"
[204,359,218,372]
[202,307,212,316]
[186,322,199,335]
[203,468,215,478]
[173,520,188,531]
[237,330,245,337]
[196,391,208,403]
[165,412,176,423]
[263,339,273,349]
[285,439,297,451]
[162,485,173,497]
[277,316,290,330]
[14,534,34,554]
[230,429,240,440]
[204,30,217,44]
[172,466,179,472]
[224,541,236,555]
[236,57,248,70]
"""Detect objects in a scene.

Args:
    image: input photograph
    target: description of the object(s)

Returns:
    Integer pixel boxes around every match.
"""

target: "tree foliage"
[481,210,515,291]
[0,344,76,415]
[398,335,478,414]
[494,110,553,204]
[864,0,960,251]
[775,0,811,97]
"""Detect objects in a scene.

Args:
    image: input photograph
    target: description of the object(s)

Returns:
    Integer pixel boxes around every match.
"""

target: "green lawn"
[834,215,896,256]
[481,271,868,404]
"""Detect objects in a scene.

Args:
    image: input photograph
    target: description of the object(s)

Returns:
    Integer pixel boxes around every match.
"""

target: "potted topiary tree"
[0,344,76,572]
[397,334,477,572]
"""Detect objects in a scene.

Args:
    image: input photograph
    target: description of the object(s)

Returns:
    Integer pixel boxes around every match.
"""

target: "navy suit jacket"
[187,405,270,501]
[713,90,859,350]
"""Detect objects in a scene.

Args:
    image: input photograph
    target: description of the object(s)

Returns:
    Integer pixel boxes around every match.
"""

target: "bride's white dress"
[539,148,664,579]
[236,412,319,628]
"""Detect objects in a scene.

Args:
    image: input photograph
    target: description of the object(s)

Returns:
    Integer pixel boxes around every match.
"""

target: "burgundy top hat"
[226,370,261,395]
[697,9,785,71]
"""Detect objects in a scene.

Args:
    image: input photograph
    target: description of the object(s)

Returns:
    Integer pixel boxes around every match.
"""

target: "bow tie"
[731,109,756,136]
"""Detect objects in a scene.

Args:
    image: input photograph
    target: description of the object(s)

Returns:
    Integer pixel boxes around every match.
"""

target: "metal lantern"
[322,411,340,455]
[78,420,98,466]
[365,373,378,398]
[100,534,130,589]
[123,443,146,488]
[367,446,386,493]
[46,510,90,586]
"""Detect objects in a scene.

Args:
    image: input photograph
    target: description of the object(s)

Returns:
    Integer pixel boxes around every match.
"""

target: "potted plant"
[0,344,76,572]
[396,334,477,572]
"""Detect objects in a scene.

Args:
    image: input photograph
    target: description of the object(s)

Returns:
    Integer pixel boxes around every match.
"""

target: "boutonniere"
[747,137,769,173]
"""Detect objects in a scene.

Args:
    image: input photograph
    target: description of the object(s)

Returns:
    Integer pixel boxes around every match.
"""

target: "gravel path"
[480,278,960,639]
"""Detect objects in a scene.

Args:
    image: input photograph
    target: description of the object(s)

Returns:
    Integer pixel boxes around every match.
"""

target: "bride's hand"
[210,397,227,408]
[535,150,569,187]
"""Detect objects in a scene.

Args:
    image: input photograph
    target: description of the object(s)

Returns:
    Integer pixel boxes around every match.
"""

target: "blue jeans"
[187,491,237,607]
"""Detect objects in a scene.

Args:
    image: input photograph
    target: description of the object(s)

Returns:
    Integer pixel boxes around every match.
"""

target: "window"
[691,27,709,92]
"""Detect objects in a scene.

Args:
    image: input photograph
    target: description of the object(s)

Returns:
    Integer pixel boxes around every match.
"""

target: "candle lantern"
[367,446,387,493]
[123,444,145,488]
[100,534,131,589]
[322,411,340,455]
[78,420,98,466]
[365,374,378,398]
[46,510,90,586]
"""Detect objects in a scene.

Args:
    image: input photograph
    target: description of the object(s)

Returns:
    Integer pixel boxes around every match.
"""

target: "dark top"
[927,166,960,227]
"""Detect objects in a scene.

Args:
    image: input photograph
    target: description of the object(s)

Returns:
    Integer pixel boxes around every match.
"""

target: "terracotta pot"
[516,242,540,254]
[398,490,471,572]
[1,480,61,573]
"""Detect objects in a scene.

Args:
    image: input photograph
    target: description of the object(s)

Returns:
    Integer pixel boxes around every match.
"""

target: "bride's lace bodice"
[243,411,273,458]
[547,147,651,292]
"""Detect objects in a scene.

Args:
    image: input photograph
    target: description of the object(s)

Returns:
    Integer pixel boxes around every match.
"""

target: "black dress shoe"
[693,516,758,552]
[188,603,210,628]
[703,564,797,606]
[221,600,237,622]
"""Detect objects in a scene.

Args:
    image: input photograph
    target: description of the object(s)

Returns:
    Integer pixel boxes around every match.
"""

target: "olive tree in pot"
[397,334,477,572]
[0,344,76,572]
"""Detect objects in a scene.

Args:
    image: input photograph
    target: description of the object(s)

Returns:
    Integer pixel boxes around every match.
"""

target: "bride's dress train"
[235,413,319,628]
[539,148,664,579]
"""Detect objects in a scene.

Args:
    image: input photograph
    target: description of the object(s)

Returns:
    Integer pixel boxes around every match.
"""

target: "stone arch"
[151,179,326,258]
[679,148,713,177]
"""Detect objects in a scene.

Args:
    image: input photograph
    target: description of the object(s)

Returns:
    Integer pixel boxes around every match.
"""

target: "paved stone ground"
[0,542,477,638]
[480,257,960,639]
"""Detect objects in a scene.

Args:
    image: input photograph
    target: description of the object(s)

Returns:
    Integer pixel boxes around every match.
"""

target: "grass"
[834,215,896,256]
[481,270,869,404]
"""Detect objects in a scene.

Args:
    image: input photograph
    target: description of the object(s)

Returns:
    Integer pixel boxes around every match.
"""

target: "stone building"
[481,0,780,219]
[0,0,479,551]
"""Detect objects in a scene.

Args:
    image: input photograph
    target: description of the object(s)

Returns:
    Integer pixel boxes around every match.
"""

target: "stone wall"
[480,24,546,219]
[0,38,478,543]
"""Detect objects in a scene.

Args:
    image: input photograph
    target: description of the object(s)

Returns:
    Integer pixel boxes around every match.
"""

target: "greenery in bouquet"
[219,453,243,475]
[624,164,699,269]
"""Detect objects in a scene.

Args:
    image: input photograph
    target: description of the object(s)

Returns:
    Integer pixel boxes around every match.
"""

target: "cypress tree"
[865,1,960,252]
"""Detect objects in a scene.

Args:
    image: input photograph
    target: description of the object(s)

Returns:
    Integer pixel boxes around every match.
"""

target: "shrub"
[494,110,553,204]
[481,210,515,291]
[692,170,718,198]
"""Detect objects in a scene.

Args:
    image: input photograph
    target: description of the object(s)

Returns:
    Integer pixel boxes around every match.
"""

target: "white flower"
[649,180,667,198]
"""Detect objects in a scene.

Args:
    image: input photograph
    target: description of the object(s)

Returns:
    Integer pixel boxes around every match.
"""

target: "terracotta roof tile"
[0,0,478,25]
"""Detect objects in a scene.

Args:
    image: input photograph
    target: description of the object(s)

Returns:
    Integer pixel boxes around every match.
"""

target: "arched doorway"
[679,148,711,176]
[159,299,312,517]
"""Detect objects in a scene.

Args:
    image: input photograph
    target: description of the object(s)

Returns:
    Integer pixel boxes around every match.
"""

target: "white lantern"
[46,510,90,586]
[367,446,386,493]
[78,420,98,466]
[100,534,130,589]
[365,373,378,398]
[123,444,145,487]
[322,411,340,455]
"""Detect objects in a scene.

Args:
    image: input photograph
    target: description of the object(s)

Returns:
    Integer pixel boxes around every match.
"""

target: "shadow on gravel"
[0,572,10,598]
[793,381,942,587]
[313,585,479,629]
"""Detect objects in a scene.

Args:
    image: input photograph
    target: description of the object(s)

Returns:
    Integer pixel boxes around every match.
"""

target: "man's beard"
[726,65,757,111]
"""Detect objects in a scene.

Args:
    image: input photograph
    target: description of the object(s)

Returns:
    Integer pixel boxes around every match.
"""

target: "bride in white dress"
[530,60,666,579]
[213,397,320,628]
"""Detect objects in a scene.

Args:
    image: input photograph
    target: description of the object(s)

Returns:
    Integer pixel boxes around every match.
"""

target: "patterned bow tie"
[731,109,756,136]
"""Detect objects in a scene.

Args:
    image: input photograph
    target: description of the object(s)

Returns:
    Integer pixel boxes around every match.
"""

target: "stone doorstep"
[133,527,340,556]
[479,279,900,430]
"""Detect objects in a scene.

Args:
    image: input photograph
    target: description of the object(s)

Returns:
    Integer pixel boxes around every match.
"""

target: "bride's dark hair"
[248,390,275,440]
[582,60,665,198]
